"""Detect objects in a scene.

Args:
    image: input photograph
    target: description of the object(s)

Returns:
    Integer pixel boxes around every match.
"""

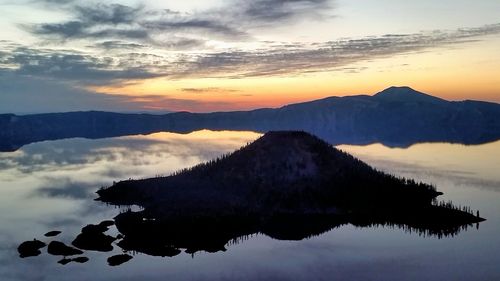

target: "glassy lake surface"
[1,130,499,281]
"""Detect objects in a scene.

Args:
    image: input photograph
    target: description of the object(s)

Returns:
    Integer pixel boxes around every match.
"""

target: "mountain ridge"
[1,86,500,151]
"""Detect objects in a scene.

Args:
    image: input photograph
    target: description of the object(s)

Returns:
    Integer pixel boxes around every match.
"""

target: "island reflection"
[19,208,482,267]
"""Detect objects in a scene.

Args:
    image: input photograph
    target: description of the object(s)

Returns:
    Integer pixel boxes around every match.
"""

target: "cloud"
[24,3,153,42]
[24,2,248,44]
[3,2,500,114]
[24,0,331,45]
[91,37,206,51]
[3,23,500,86]
[40,0,75,3]
[123,94,235,112]
[28,22,150,41]
[0,44,164,85]
[91,40,147,50]
[74,3,142,25]
[180,87,240,94]
[0,66,236,113]
[178,24,500,78]
[141,18,249,40]
[234,0,332,24]
[0,71,141,113]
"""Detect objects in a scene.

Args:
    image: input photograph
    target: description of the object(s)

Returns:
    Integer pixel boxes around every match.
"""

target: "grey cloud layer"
[19,1,500,82]
[2,23,500,85]
[0,46,165,84]
[182,24,500,78]
[26,0,331,45]
[236,0,331,23]
[27,3,151,41]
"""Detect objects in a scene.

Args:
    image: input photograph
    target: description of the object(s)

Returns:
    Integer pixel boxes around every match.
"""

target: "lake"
[1,130,499,281]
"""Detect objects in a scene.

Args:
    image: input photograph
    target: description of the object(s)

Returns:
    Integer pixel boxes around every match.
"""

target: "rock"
[58,258,72,265]
[107,254,133,266]
[72,256,89,263]
[99,220,115,228]
[72,222,116,252]
[82,224,108,234]
[47,241,83,256]
[44,231,62,237]
[18,239,46,258]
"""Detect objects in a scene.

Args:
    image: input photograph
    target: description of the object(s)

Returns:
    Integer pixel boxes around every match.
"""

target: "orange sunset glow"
[88,38,500,112]
[0,0,499,113]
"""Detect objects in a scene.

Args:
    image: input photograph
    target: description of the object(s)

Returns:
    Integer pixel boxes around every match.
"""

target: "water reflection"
[1,131,500,280]
[338,141,500,193]
[18,209,481,268]
[0,130,261,279]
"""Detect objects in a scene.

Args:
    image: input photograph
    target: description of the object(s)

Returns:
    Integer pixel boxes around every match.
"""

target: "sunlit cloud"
[1,0,499,113]
[2,23,499,84]
[180,87,240,94]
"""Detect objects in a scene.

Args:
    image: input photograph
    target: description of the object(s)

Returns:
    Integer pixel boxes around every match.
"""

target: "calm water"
[1,130,499,281]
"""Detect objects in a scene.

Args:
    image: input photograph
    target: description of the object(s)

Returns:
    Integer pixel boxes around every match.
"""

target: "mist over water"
[1,130,499,281]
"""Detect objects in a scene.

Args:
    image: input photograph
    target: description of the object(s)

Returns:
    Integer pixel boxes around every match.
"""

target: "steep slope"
[97,131,444,216]
[374,86,446,104]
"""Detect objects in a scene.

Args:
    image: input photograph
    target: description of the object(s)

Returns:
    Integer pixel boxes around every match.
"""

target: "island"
[96,131,484,254]
[19,131,485,265]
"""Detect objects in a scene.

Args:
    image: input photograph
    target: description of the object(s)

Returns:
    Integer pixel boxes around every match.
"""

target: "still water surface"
[1,130,499,281]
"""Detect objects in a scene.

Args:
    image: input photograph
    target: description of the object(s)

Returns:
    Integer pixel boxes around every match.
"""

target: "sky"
[0,0,499,113]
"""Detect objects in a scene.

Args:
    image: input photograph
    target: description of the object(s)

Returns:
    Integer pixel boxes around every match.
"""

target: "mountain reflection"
[19,207,481,267]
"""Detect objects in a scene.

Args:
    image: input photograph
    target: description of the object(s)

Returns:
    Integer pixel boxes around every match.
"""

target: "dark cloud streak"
[74,3,142,25]
[180,87,240,94]
[236,0,331,23]
[0,44,165,85]
[24,0,331,44]
[3,23,500,85]
[179,24,500,78]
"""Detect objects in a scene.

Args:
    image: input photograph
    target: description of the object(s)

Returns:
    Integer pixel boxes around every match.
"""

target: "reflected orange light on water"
[137,130,262,148]
[138,130,263,143]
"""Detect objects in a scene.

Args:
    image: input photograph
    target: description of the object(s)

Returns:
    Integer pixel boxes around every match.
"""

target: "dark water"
[1,130,499,280]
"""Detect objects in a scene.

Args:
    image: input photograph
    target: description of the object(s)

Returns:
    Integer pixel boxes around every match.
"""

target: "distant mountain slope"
[374,86,446,103]
[1,86,500,151]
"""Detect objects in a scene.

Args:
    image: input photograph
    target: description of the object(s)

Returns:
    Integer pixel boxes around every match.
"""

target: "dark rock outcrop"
[44,231,61,237]
[107,254,133,266]
[72,222,116,252]
[18,239,46,258]
[47,241,83,256]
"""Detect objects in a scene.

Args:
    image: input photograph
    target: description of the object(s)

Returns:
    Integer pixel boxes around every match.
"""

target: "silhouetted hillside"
[2,86,500,151]
[97,131,482,225]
